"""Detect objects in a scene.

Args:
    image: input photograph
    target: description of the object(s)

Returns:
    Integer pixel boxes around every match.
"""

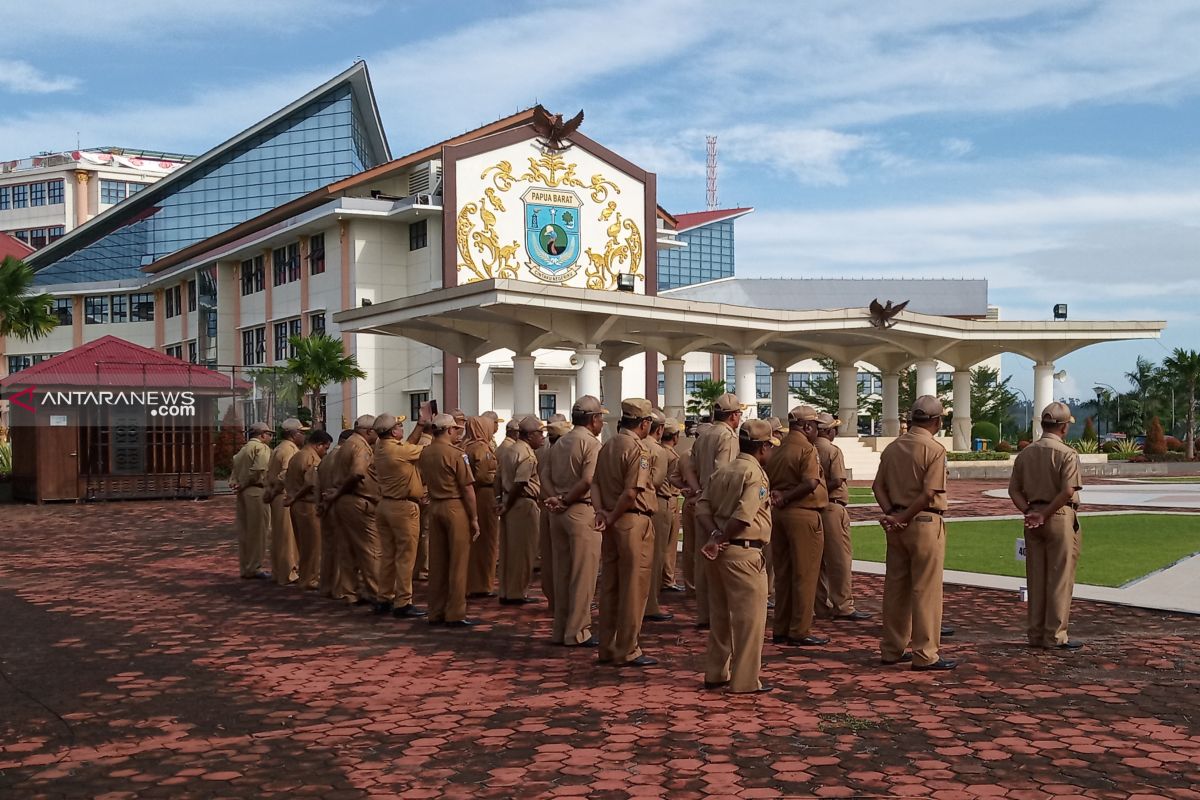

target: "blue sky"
[3,0,1198,401]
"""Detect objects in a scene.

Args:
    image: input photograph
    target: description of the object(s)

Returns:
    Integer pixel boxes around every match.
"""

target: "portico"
[335,278,1165,450]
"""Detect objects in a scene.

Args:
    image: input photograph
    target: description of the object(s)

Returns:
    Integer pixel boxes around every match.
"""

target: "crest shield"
[522,187,583,282]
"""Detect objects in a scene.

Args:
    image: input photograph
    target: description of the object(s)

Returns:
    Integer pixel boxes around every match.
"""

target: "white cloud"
[0,60,78,94]
[941,138,973,158]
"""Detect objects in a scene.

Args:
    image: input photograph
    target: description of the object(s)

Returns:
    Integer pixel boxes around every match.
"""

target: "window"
[165,285,181,319]
[240,256,263,295]
[85,296,109,324]
[316,394,327,426]
[409,219,428,251]
[0,186,8,209]
[100,180,124,204]
[130,293,154,322]
[51,298,73,325]
[685,372,712,394]
[188,341,197,364]
[48,226,65,243]
[539,393,557,421]
[6,354,50,373]
[28,229,47,249]
[29,182,46,206]
[242,327,266,365]
[286,242,300,282]
[936,371,953,393]
[47,180,64,204]
[309,233,325,274]
[13,230,28,242]
[274,321,289,361]
[309,312,325,335]
[165,344,183,359]
[12,184,27,208]
[410,392,430,424]
[272,246,288,286]
[110,294,128,323]
[187,280,197,312]
[289,317,302,342]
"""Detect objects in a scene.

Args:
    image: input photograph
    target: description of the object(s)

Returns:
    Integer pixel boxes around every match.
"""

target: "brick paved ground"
[1,489,1198,799]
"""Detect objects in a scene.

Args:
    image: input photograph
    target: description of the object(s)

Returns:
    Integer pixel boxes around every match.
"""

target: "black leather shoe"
[393,604,428,618]
[621,655,658,667]
[353,598,372,606]
[880,652,914,665]
[241,571,270,580]
[913,658,958,671]
[571,636,599,648]
[445,619,477,628]
[372,602,393,615]
[941,625,956,637]
[783,635,829,647]
[1055,640,1084,651]
[741,683,774,694]
[766,599,776,610]
[662,584,686,593]
[695,622,710,631]
[703,679,730,690]
[771,634,788,644]
[499,597,539,606]
[643,612,673,622]
[835,611,874,621]
[467,591,496,599]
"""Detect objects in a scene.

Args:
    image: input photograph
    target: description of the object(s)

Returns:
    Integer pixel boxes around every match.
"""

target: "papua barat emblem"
[522,186,583,282]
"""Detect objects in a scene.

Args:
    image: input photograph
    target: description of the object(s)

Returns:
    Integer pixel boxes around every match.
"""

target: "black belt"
[381,496,419,503]
[631,509,654,517]
[891,508,943,516]
[1030,501,1079,510]
[728,539,765,550]
[832,499,847,507]
[476,482,494,488]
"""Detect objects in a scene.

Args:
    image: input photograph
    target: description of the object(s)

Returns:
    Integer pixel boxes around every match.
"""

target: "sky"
[2,0,1197,401]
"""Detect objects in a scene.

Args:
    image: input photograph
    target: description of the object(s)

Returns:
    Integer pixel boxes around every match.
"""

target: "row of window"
[99,180,148,205]
[8,226,65,249]
[81,293,156,325]
[6,353,54,374]
[240,313,326,365]
[164,341,199,364]
[164,281,198,319]
[240,233,327,296]
[0,179,64,210]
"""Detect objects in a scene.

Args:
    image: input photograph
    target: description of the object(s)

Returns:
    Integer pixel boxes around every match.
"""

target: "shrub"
[212,405,244,480]
[1165,435,1185,452]
[1071,439,1100,454]
[1082,417,1098,441]
[947,451,1012,461]
[1145,416,1167,456]
[995,440,1014,453]
[970,421,1000,443]
[1018,440,1031,451]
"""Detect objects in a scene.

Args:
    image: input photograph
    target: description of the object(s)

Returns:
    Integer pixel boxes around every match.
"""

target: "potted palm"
[285,333,367,429]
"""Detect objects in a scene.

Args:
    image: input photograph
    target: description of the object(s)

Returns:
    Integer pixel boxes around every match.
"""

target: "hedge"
[947,451,1012,461]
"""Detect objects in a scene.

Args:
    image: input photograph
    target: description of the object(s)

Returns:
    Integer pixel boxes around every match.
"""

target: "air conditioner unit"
[407,161,442,196]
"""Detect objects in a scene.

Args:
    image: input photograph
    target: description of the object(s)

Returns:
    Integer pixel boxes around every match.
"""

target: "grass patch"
[847,487,876,505]
[1131,476,1200,483]
[818,713,883,734]
[851,513,1200,587]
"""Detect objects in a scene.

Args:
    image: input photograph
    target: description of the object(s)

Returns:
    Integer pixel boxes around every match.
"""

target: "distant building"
[657,207,752,290]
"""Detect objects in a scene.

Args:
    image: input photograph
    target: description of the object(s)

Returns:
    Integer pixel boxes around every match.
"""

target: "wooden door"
[38,409,79,502]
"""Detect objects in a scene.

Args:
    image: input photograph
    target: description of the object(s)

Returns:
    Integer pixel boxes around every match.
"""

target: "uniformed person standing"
[538,419,571,614]
[418,414,482,627]
[691,394,744,628]
[317,430,353,599]
[327,415,388,613]
[672,428,704,594]
[497,416,544,604]
[766,406,829,647]
[873,396,955,670]
[592,398,658,667]
[643,410,675,622]
[697,419,779,693]
[373,412,429,618]
[263,418,307,585]
[545,396,606,646]
[814,412,871,622]
[1008,401,1084,651]
[283,429,332,590]
[464,415,501,598]
[230,422,273,579]
[659,418,685,593]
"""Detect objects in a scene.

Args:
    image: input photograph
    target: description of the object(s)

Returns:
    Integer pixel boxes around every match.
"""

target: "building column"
[837,364,859,438]
[458,359,480,416]
[882,371,901,437]
[512,354,537,417]
[771,368,791,420]
[1033,361,1054,439]
[73,170,90,228]
[576,347,602,400]
[916,358,938,398]
[951,370,972,451]
[734,353,757,411]
[601,361,624,439]
[663,357,686,419]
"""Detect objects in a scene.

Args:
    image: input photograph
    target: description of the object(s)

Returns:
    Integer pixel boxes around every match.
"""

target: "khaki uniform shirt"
[814,437,849,504]
[766,432,828,510]
[593,428,657,515]
[265,439,299,496]
[547,426,601,502]
[335,432,380,502]
[649,439,679,500]
[697,453,772,542]
[374,437,425,501]
[232,439,271,488]
[1010,432,1082,507]
[419,440,474,500]
[284,444,322,502]
[877,427,948,512]
[692,421,740,491]
[464,440,498,487]
[499,439,540,500]
[317,443,341,498]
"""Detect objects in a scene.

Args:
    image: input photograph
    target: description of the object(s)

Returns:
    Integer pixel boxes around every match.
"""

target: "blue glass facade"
[657,219,736,290]
[35,86,383,285]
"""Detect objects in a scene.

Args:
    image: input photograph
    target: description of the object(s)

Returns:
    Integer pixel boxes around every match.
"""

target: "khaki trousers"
[706,544,768,692]
[269,495,299,585]
[237,487,269,577]
[1026,508,1080,647]
[289,500,321,589]
[334,495,383,602]
[694,512,711,625]
[539,503,555,614]
[681,498,697,592]
[414,505,430,581]
[427,499,470,623]
[881,514,945,666]
[318,503,343,598]
[771,507,824,639]
[499,498,539,600]
[467,486,499,595]
[816,503,856,617]
[550,503,601,645]
[645,498,675,615]
[378,498,420,606]
[597,513,654,664]
[662,499,681,589]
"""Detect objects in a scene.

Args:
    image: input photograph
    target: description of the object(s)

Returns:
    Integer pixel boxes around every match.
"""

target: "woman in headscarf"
[464,415,500,597]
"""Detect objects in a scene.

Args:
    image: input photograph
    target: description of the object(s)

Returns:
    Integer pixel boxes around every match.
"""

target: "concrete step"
[834,437,880,482]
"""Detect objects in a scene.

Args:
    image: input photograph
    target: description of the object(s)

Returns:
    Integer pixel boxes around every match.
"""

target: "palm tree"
[246,367,302,423]
[685,378,728,419]
[0,256,57,341]
[284,333,366,428]
[1161,348,1200,459]
[1124,356,1160,434]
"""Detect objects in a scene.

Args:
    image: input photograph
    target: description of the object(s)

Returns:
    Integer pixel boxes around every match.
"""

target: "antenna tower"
[705,135,718,211]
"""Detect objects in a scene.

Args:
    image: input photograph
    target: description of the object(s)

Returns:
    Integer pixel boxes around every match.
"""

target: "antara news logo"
[6,386,197,417]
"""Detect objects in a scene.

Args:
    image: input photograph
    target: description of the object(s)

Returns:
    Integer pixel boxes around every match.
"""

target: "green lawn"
[851,514,1200,587]
[1131,476,1200,483]
[847,487,876,505]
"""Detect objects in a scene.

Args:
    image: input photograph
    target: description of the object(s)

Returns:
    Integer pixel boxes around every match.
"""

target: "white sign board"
[1015,537,1026,562]
[50,415,68,427]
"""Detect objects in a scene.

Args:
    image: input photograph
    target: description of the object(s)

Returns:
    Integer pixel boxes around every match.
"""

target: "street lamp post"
[1094,382,1121,435]
[1012,387,1031,439]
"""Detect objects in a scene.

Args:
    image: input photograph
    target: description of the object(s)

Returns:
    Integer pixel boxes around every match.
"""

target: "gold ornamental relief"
[583,201,643,291]
[457,194,520,283]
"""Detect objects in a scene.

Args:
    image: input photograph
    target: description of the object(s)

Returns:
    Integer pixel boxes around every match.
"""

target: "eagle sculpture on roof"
[869,298,909,328]
[532,106,584,152]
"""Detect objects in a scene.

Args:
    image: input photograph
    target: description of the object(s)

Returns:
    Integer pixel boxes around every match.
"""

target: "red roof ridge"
[0,232,36,260]
[672,207,754,232]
